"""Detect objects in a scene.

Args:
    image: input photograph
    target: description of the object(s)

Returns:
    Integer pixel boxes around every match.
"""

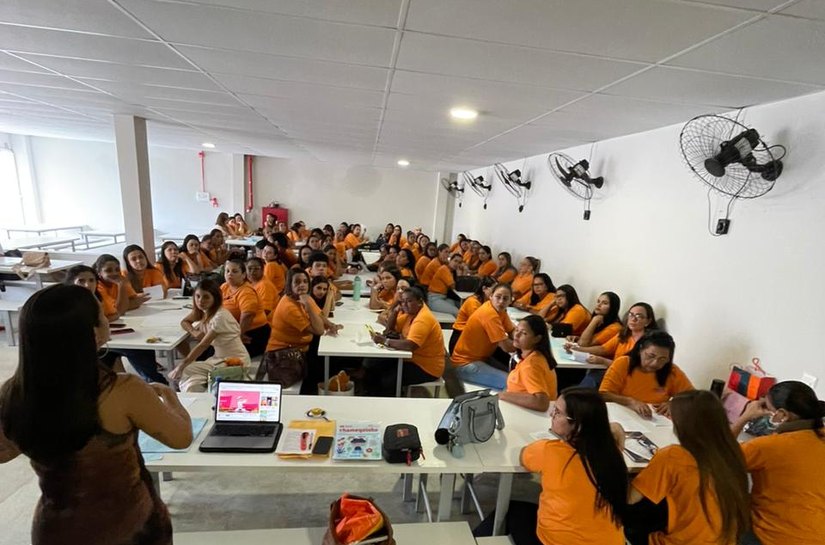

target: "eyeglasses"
[550,407,573,422]
[627,312,647,320]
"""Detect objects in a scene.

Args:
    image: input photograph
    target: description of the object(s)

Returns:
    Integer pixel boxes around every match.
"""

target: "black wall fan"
[461,171,492,209]
[493,163,531,212]
[679,113,786,235]
[547,152,604,220]
[440,176,465,207]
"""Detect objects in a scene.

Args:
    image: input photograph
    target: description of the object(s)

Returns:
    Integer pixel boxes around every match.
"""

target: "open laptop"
[199,380,283,453]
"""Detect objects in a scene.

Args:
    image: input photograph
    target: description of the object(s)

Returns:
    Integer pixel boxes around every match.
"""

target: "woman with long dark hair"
[450,276,496,352]
[122,244,164,295]
[513,272,555,314]
[732,381,825,545]
[499,315,558,411]
[599,330,694,418]
[628,390,750,545]
[511,256,540,300]
[396,248,417,279]
[572,291,622,346]
[544,284,590,335]
[493,251,518,285]
[476,387,627,544]
[0,285,192,545]
[157,240,187,291]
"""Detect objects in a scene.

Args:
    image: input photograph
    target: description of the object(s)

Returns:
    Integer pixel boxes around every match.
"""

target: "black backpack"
[382,424,424,465]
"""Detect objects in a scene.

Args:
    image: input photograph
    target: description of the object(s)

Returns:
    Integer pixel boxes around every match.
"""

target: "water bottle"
[352,275,362,302]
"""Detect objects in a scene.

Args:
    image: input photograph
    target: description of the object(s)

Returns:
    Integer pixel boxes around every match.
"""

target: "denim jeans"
[579,369,606,389]
[454,361,508,391]
[427,293,460,317]
[739,531,763,545]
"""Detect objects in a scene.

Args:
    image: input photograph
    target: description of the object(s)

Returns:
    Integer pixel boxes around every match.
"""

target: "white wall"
[20,136,234,233]
[451,90,825,395]
[250,157,439,237]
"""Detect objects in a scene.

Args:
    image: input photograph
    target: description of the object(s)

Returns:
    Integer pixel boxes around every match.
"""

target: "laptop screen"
[215,381,282,423]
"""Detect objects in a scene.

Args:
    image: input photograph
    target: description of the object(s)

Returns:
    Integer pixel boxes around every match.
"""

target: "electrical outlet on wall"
[802,373,818,389]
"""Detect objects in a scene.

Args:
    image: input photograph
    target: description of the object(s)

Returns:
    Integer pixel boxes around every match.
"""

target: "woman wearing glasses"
[599,330,694,418]
[512,273,555,314]
[475,387,628,544]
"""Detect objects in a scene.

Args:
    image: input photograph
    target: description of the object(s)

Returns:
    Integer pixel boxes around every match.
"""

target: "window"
[0,148,23,225]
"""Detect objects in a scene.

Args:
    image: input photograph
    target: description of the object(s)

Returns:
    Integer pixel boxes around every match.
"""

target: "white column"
[114,115,155,259]
[431,171,457,245]
[230,154,246,218]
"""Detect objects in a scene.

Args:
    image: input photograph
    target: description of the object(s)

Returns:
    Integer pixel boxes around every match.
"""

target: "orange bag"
[323,493,395,545]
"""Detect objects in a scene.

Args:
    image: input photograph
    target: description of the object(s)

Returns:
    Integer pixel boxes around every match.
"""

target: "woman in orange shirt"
[323,244,343,279]
[221,259,271,358]
[419,243,449,288]
[493,251,518,285]
[230,213,251,237]
[215,211,233,236]
[599,330,694,417]
[731,381,825,545]
[261,243,286,294]
[499,315,558,410]
[476,245,497,277]
[415,242,438,279]
[395,248,416,279]
[573,291,623,346]
[513,273,556,314]
[388,225,403,247]
[627,390,749,545]
[450,276,495,352]
[451,284,516,389]
[568,302,656,387]
[426,253,463,316]
[208,229,229,265]
[122,244,164,295]
[245,257,279,315]
[369,267,401,310]
[94,253,146,313]
[474,387,627,543]
[545,284,590,335]
[511,256,540,300]
[157,241,188,291]
[180,234,212,273]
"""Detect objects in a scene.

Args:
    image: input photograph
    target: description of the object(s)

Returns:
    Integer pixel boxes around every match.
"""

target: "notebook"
[199,380,283,453]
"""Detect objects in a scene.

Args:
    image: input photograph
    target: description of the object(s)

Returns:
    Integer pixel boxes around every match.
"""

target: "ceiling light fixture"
[397,159,410,167]
[450,107,478,121]
[201,142,216,149]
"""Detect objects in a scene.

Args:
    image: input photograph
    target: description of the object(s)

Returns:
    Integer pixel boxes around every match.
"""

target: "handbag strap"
[467,403,497,443]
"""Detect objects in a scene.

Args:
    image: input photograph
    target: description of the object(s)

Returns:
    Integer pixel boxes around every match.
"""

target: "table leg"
[166,351,176,372]
[437,473,455,521]
[1,311,14,346]
[33,275,43,290]
[150,471,161,495]
[492,473,513,535]
[402,473,414,501]
[324,356,330,394]
[395,357,403,397]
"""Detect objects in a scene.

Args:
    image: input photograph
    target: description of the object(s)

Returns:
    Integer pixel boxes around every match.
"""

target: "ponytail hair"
[768,381,825,436]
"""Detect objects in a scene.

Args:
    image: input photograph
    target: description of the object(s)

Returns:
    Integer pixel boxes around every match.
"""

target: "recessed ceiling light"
[201,142,216,149]
[450,107,478,121]
[397,159,410,167]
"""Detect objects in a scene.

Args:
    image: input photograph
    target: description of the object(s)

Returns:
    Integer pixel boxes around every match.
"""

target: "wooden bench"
[0,300,23,346]
[174,521,477,545]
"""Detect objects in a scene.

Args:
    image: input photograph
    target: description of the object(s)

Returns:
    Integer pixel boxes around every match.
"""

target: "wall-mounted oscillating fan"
[461,171,492,209]
[493,163,531,212]
[679,113,786,235]
[547,152,604,220]
[440,176,465,207]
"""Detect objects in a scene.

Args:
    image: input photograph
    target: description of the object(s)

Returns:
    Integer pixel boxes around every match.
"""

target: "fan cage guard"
[493,163,529,211]
[462,171,490,209]
[679,114,780,199]
[547,152,595,202]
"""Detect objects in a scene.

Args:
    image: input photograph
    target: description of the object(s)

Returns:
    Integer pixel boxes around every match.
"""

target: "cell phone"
[312,436,333,455]
[109,323,127,329]
[110,328,135,335]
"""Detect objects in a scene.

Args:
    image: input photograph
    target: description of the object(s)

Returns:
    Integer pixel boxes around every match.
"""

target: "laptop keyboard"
[214,424,275,437]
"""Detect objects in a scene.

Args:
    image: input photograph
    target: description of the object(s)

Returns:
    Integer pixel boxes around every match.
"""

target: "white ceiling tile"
[117,0,396,65]
[780,0,825,21]
[668,16,825,85]
[0,69,91,91]
[396,33,645,91]
[604,67,823,108]
[214,76,385,109]
[0,52,51,73]
[0,1,150,38]
[177,46,389,90]
[0,25,191,69]
[86,80,239,106]
[560,94,720,126]
[683,0,786,11]
[175,0,403,27]
[405,0,751,63]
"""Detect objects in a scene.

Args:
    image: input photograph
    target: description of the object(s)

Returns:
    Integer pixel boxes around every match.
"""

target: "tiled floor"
[0,322,539,544]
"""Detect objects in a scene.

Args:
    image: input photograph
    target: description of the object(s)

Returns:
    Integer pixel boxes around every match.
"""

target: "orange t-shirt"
[522,440,625,545]
[453,295,483,331]
[633,445,727,545]
[560,303,591,335]
[419,258,443,287]
[463,250,479,270]
[506,351,557,400]
[123,267,164,291]
[415,255,431,279]
[377,287,395,304]
[511,273,533,299]
[264,261,286,295]
[600,334,637,359]
[599,356,694,404]
[411,244,422,261]
[592,322,623,345]
[516,291,555,313]
[333,241,347,260]
[97,280,137,317]
[266,296,320,352]
[395,305,445,377]
[477,260,497,277]
[220,283,269,330]
[742,429,825,545]
[159,261,189,290]
[451,301,514,366]
[252,278,280,314]
[497,268,516,285]
[344,232,361,250]
[428,264,455,295]
[399,267,414,279]
[449,241,462,253]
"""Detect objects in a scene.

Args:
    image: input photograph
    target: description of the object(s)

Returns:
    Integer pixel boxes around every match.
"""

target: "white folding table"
[106,299,191,370]
[0,256,82,289]
[0,223,84,237]
[3,235,80,252]
[79,230,125,247]
[225,236,262,247]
